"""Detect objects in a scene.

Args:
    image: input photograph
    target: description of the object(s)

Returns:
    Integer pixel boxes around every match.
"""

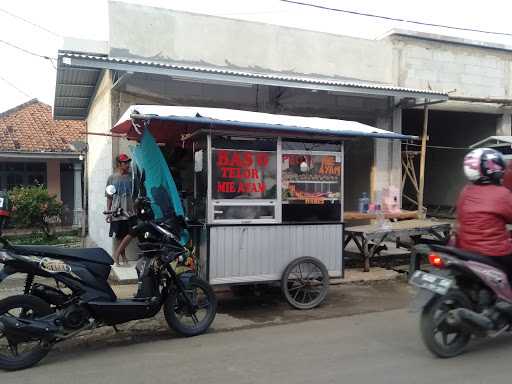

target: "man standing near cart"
[106,153,136,266]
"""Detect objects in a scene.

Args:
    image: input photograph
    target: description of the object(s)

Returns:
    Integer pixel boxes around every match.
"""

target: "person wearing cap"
[106,153,136,266]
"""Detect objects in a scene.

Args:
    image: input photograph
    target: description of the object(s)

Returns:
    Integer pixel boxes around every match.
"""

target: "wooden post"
[418,101,429,218]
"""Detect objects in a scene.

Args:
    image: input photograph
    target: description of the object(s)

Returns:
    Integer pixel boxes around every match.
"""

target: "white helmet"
[463,148,506,184]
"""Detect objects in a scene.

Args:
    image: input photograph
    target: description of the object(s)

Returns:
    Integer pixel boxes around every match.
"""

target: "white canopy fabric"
[113,105,418,141]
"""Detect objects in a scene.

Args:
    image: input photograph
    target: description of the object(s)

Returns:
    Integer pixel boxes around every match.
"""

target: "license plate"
[409,270,453,295]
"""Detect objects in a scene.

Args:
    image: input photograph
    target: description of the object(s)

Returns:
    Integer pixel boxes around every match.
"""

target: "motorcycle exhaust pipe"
[447,308,494,334]
[0,315,59,340]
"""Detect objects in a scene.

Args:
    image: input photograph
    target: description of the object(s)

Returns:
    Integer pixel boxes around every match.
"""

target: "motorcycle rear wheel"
[0,295,53,371]
[164,277,217,337]
[420,290,472,358]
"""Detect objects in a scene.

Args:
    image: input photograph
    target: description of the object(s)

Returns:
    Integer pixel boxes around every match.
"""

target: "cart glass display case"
[282,141,342,222]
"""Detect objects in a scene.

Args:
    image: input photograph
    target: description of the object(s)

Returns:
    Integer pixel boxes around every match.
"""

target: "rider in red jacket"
[456,148,512,261]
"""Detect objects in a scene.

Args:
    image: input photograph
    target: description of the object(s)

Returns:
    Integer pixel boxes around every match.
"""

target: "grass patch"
[4,230,81,246]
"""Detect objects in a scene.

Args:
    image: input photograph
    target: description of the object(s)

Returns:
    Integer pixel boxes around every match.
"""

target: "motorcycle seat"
[11,245,114,266]
[429,244,504,270]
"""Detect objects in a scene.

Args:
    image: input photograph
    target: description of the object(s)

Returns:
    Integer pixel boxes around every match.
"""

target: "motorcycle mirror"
[105,185,117,196]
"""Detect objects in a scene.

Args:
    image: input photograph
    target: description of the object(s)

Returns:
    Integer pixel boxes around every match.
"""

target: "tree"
[8,186,63,239]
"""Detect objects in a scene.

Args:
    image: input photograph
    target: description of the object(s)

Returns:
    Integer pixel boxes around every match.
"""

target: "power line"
[0,7,61,37]
[0,75,32,99]
[280,0,512,37]
[403,142,469,151]
[0,39,57,68]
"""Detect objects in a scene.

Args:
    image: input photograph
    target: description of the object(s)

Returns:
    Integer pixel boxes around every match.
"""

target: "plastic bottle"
[375,203,384,226]
[376,203,391,230]
[358,192,370,213]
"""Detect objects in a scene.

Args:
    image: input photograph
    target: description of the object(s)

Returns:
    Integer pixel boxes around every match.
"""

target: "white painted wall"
[86,71,114,253]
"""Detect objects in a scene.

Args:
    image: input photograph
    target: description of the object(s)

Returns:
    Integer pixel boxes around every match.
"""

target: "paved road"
[3,308,512,384]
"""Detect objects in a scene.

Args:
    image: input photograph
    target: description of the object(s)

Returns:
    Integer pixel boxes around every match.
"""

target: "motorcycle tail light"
[428,253,445,268]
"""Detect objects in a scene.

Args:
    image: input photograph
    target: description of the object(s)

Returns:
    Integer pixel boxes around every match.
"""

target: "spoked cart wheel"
[281,256,329,310]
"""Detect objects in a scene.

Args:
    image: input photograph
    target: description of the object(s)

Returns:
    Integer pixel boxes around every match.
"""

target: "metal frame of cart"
[112,106,417,309]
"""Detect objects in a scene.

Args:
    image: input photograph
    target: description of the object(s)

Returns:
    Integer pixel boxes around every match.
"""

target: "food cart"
[112,106,416,309]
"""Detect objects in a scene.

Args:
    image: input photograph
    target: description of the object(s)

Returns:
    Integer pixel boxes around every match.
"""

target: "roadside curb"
[332,267,403,285]
[107,267,404,287]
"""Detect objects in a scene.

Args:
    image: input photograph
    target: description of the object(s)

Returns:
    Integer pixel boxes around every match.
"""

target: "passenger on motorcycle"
[456,148,512,273]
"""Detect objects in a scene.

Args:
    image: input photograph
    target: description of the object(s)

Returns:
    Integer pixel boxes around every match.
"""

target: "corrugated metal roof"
[54,63,102,120]
[54,51,448,120]
[470,136,512,148]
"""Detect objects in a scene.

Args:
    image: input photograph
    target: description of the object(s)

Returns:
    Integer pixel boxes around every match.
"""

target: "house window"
[0,162,47,190]
[211,137,277,223]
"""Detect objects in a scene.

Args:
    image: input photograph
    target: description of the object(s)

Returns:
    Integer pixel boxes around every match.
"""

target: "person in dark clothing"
[456,148,512,274]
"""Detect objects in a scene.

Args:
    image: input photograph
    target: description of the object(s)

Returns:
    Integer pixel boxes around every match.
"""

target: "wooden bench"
[344,219,451,272]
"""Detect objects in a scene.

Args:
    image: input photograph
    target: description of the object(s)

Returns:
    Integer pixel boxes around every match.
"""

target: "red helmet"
[463,148,505,184]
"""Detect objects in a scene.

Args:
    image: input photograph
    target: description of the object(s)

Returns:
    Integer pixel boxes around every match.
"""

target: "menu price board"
[282,154,342,205]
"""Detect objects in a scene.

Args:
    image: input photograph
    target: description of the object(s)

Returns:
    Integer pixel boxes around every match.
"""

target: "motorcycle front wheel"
[420,290,472,358]
[164,277,217,337]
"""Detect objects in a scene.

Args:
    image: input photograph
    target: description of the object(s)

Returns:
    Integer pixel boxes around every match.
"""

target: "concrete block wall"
[86,71,114,253]
[391,36,512,99]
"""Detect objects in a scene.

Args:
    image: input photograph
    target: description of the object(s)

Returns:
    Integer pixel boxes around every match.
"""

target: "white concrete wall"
[86,71,114,252]
[108,2,393,84]
[373,111,402,205]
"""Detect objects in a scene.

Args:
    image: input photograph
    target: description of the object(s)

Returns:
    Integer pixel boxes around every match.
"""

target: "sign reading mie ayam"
[213,150,276,199]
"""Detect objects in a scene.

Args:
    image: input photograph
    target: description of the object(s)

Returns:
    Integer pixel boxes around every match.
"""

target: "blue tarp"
[131,130,189,244]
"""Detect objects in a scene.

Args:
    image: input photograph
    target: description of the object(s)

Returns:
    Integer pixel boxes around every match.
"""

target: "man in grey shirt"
[106,153,136,266]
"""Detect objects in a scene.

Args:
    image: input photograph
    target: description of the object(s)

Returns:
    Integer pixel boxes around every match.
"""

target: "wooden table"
[344,219,451,272]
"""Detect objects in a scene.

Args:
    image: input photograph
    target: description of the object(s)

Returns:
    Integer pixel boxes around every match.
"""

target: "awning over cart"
[112,105,418,143]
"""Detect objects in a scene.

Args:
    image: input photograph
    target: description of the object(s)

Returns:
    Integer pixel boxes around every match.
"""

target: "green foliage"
[5,230,80,246]
[8,186,63,239]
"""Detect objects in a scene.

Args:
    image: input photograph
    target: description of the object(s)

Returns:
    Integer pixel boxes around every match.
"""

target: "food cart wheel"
[281,256,329,310]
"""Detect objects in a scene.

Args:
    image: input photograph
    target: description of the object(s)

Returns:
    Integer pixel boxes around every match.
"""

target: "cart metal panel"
[207,223,343,285]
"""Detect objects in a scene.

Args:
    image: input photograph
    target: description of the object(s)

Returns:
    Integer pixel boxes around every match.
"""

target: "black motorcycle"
[0,193,216,371]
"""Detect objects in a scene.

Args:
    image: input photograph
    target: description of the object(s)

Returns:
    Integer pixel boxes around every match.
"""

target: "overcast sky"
[0,0,511,114]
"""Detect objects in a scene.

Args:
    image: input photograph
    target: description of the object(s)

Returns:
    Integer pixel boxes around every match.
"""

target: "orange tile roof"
[0,99,85,153]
